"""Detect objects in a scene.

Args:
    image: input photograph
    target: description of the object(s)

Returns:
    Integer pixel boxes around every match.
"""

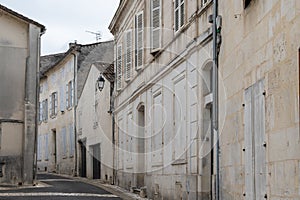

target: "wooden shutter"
[60,86,65,111]
[174,0,184,31]
[49,94,53,116]
[244,80,266,199]
[69,123,74,156]
[45,134,49,160]
[71,80,74,107]
[66,83,69,108]
[254,80,266,199]
[62,127,67,156]
[54,92,58,115]
[116,44,123,90]
[244,86,254,200]
[39,102,43,122]
[125,30,132,81]
[135,11,144,69]
[151,0,161,50]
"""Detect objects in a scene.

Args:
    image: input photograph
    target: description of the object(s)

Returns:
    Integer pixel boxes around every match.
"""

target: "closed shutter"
[45,134,49,160]
[151,0,161,50]
[49,94,53,116]
[254,80,266,199]
[39,102,43,122]
[174,0,184,31]
[44,99,48,121]
[66,83,69,108]
[71,81,74,107]
[116,44,123,90]
[60,86,65,111]
[54,92,58,115]
[37,136,42,161]
[69,123,74,157]
[62,127,67,156]
[125,30,132,81]
[244,87,254,200]
[135,11,144,69]
[244,80,266,200]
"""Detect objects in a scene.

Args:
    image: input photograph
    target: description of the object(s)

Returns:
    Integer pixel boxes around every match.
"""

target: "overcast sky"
[0,0,119,55]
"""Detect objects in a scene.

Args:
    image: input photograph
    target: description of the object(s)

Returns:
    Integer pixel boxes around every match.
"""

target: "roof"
[93,62,115,83]
[40,40,114,98]
[0,4,46,32]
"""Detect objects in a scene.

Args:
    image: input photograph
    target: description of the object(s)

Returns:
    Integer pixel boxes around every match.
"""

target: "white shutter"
[125,30,132,81]
[174,0,184,31]
[116,44,123,90]
[254,80,266,199]
[135,11,144,69]
[244,80,266,200]
[151,0,161,50]
[244,87,254,200]
[66,83,69,108]
[49,94,53,117]
[60,86,65,111]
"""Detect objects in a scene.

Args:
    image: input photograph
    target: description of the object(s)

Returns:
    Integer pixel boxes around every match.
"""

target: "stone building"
[77,63,114,182]
[218,0,300,199]
[109,0,300,199]
[109,0,216,199]
[0,4,45,185]
[37,41,114,175]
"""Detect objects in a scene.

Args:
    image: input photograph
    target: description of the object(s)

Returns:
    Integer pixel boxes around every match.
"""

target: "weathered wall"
[0,11,41,185]
[38,56,76,175]
[219,0,300,199]
[77,65,113,182]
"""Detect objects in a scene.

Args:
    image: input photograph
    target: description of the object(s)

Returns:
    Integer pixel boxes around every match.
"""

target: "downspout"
[111,81,116,184]
[71,49,78,176]
[212,0,220,199]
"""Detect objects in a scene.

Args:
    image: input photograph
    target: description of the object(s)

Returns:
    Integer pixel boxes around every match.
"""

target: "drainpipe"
[71,48,78,176]
[111,82,116,185]
[212,0,220,199]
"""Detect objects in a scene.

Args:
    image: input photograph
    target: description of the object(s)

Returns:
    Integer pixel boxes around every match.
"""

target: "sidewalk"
[48,173,148,200]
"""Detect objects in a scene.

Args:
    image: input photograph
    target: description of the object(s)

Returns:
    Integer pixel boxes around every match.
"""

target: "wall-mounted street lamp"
[96,74,105,92]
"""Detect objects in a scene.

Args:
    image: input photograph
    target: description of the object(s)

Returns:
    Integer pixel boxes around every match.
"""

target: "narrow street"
[0,173,122,200]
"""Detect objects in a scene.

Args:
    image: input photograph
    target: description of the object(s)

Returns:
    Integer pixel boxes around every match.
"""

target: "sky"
[0,0,119,55]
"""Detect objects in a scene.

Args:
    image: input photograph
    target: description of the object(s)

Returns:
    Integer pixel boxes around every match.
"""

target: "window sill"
[151,162,163,167]
[171,158,187,166]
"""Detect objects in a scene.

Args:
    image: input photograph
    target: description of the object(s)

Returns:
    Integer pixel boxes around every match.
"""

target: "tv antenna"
[86,30,102,41]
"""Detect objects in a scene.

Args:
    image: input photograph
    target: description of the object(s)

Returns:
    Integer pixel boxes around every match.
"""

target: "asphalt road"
[0,173,122,200]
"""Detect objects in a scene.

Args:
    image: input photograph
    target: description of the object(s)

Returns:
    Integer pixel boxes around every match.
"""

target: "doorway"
[51,129,57,172]
[137,104,145,187]
[92,144,101,179]
[80,141,87,177]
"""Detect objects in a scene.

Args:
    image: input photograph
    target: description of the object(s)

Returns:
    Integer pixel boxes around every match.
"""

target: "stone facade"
[0,4,45,185]
[110,0,300,199]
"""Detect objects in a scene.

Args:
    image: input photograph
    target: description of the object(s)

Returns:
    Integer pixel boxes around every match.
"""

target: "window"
[125,30,133,81]
[244,80,266,199]
[244,0,252,8]
[202,0,208,7]
[151,0,161,51]
[60,85,65,112]
[66,80,74,108]
[42,99,48,122]
[135,11,144,69]
[116,44,123,90]
[50,92,58,117]
[174,0,185,32]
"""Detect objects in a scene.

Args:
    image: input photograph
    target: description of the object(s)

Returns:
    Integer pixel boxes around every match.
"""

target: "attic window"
[244,0,252,8]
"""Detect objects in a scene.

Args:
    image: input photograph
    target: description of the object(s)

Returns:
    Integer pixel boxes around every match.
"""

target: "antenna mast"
[86,31,102,41]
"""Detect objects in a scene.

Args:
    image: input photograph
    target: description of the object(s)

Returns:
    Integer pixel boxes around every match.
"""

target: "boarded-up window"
[173,75,186,160]
[151,0,161,51]
[69,123,74,157]
[152,91,163,164]
[44,134,49,160]
[62,127,67,157]
[174,0,185,32]
[135,11,144,69]
[116,44,123,90]
[125,30,132,81]
[244,80,266,200]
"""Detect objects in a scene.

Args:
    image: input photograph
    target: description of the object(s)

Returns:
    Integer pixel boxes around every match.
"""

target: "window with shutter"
[62,127,67,157]
[244,80,266,200]
[174,0,185,32]
[37,136,42,161]
[45,134,49,160]
[39,102,43,123]
[116,44,123,90]
[66,80,74,108]
[60,86,65,112]
[125,30,132,81]
[69,123,74,157]
[50,92,58,117]
[43,99,48,121]
[151,0,161,51]
[135,11,144,69]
